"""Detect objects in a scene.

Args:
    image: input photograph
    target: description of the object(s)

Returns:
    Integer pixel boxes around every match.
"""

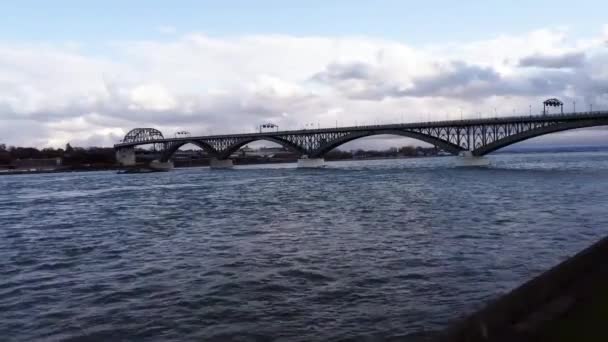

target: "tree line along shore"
[0,143,442,174]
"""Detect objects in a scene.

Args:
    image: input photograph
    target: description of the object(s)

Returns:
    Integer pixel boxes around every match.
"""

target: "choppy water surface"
[2,152,608,341]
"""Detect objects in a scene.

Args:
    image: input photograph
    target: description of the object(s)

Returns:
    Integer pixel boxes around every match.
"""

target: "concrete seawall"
[439,235,608,341]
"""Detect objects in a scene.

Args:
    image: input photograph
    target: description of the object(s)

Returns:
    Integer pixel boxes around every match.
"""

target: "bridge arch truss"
[115,112,608,162]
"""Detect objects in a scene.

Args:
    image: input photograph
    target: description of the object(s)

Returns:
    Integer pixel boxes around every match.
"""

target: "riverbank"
[439,235,608,341]
[0,168,117,176]
[0,154,441,175]
[3,146,608,176]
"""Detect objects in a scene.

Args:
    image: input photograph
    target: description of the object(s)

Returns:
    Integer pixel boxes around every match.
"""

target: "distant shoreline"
[0,168,117,176]
[2,147,608,176]
[496,145,608,154]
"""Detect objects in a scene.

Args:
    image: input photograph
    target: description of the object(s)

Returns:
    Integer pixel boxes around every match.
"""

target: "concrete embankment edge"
[438,235,608,341]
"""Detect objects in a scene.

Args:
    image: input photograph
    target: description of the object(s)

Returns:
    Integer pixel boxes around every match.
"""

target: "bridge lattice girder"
[122,128,164,143]
[113,112,608,161]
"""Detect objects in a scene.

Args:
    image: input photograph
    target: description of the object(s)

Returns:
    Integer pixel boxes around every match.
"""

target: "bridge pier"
[297,157,325,168]
[456,151,490,167]
[149,160,174,171]
[116,148,136,166]
[210,158,234,169]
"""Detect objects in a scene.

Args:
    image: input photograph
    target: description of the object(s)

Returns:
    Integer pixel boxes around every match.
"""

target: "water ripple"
[1,152,608,341]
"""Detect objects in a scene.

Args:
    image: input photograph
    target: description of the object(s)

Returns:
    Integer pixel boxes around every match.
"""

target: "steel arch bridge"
[122,128,164,143]
[114,111,608,164]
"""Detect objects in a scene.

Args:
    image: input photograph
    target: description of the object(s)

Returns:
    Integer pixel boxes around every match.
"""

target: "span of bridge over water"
[114,111,608,169]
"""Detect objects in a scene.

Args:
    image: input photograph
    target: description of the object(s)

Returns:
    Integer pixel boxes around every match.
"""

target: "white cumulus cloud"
[0,27,608,148]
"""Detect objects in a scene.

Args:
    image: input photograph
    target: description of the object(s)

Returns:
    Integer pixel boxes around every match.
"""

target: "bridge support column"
[297,157,325,168]
[210,158,234,169]
[116,147,136,166]
[149,160,174,171]
[456,151,490,167]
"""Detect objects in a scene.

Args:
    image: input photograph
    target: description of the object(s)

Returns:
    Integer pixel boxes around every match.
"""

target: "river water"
[2,152,608,341]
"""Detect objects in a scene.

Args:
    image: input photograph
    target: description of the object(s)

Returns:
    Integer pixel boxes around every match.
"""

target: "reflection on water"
[1,152,608,341]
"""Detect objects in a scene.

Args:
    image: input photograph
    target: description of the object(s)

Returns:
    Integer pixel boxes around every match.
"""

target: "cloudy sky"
[1,0,608,149]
